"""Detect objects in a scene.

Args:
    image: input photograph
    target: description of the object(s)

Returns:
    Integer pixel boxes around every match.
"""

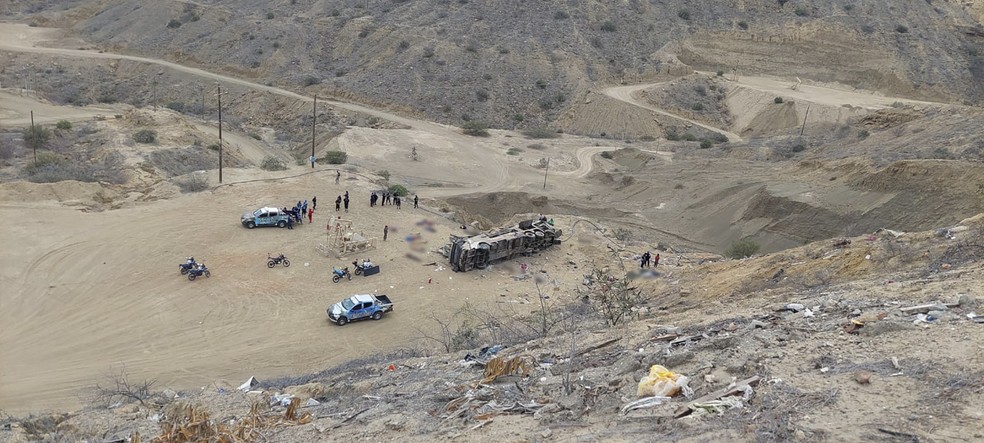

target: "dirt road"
[0,90,126,126]
[603,83,743,142]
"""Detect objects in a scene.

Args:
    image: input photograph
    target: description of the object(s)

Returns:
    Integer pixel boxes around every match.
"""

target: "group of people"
[640,251,660,268]
[282,199,315,230]
[370,191,418,209]
[335,191,350,212]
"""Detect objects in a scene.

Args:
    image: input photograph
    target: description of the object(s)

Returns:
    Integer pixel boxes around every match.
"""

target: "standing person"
[287,216,294,230]
[640,252,648,269]
[335,195,341,212]
[335,170,340,184]
[370,192,376,207]
[414,194,419,208]
[395,196,401,209]
[654,253,660,268]
[302,200,308,217]
[383,225,388,241]
[343,194,350,213]
[312,196,317,210]
[308,207,314,224]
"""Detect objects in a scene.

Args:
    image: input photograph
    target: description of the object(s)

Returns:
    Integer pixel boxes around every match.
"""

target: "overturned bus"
[443,219,562,272]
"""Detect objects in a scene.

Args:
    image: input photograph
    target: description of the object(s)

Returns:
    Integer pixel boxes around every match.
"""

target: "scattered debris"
[675,376,760,418]
[853,371,872,385]
[482,355,534,384]
[637,365,690,398]
[620,395,671,414]
[237,377,259,392]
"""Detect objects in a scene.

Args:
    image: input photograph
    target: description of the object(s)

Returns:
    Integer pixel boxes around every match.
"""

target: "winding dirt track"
[603,83,743,142]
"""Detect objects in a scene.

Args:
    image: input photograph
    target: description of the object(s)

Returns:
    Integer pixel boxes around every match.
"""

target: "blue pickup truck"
[326,294,394,326]
[241,207,291,229]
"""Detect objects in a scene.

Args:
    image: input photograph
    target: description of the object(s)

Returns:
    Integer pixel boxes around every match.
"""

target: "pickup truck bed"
[375,295,393,311]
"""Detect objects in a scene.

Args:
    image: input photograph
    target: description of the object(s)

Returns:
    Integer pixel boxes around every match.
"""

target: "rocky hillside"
[8,0,984,130]
[3,213,982,442]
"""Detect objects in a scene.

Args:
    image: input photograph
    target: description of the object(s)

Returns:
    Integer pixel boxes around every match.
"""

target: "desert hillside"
[0,1,983,442]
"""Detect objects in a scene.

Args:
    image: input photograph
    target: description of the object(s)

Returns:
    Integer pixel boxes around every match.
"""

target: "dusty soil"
[1,21,983,443]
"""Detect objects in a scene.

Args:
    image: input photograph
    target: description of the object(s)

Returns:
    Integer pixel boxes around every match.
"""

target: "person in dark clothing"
[640,251,650,268]
[370,192,377,207]
[395,196,401,209]
[383,225,388,241]
[343,195,350,212]
[335,170,340,184]
[335,196,341,212]
[312,196,317,210]
[414,194,419,208]
[287,216,294,229]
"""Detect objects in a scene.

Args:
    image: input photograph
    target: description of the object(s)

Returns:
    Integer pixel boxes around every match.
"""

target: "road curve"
[603,83,742,143]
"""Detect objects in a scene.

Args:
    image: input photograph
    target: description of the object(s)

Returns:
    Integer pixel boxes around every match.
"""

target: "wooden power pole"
[217,84,223,184]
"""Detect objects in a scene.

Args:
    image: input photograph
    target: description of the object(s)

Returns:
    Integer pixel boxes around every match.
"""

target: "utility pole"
[542,158,549,190]
[217,84,223,184]
[30,110,37,163]
[312,94,317,168]
[200,84,206,122]
[800,104,811,137]
[152,77,158,111]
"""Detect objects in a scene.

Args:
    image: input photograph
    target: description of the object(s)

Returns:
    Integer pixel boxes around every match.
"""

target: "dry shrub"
[176,173,209,193]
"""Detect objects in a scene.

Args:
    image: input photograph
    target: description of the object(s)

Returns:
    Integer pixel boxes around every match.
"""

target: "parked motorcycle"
[179,257,197,275]
[267,254,290,268]
[188,264,211,281]
[351,259,374,275]
[331,266,351,283]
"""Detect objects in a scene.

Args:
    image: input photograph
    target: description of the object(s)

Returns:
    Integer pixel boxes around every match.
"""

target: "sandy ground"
[0,90,126,126]
[0,21,973,417]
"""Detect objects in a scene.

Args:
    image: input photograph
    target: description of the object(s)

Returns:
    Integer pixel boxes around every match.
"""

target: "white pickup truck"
[326,294,393,326]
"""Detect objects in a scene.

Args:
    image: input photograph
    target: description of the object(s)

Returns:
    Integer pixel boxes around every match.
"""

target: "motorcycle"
[179,257,197,275]
[267,254,290,268]
[351,259,374,275]
[188,264,211,281]
[331,266,351,283]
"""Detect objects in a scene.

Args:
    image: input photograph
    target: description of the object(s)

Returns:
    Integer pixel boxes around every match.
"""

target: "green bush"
[506,147,522,155]
[462,120,490,137]
[376,170,391,180]
[165,101,185,112]
[260,156,287,171]
[527,143,547,150]
[858,129,870,139]
[388,184,408,196]
[716,70,725,76]
[266,12,275,19]
[55,120,72,130]
[521,127,559,139]
[774,97,784,104]
[133,129,157,143]
[691,103,705,111]
[302,76,321,86]
[678,10,690,20]
[601,21,616,32]
[639,135,656,142]
[475,90,489,101]
[167,19,182,28]
[176,173,209,192]
[324,150,348,164]
[682,133,697,142]
[725,239,760,259]
[791,144,806,153]
[895,25,908,33]
[699,140,713,149]
[22,126,51,150]
[512,114,525,122]
[600,151,614,159]
[665,129,681,141]
[737,21,748,30]
[554,11,569,19]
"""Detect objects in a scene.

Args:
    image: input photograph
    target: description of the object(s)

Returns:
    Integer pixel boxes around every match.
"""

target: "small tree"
[260,156,288,171]
[323,150,348,164]
[22,126,51,150]
[582,268,640,326]
[774,97,784,104]
[725,239,760,259]
[521,127,559,139]
[55,120,72,130]
[133,129,157,143]
[462,120,490,137]
[388,184,408,196]
[699,139,713,149]
[376,170,391,181]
